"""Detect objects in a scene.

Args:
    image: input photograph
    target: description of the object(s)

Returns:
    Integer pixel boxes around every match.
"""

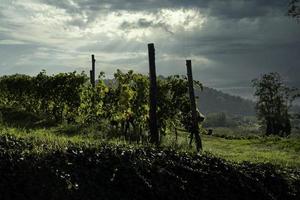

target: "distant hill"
[196,87,256,116]
[103,78,256,116]
[103,78,300,117]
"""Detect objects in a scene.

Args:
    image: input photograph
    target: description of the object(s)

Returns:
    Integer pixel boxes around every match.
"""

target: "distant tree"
[252,72,299,136]
[288,0,300,21]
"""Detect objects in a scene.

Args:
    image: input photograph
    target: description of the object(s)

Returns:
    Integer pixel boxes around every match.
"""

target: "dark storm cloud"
[159,14,300,64]
[41,0,289,19]
[203,0,287,19]
[1,0,299,100]
[39,0,300,89]
[35,0,277,34]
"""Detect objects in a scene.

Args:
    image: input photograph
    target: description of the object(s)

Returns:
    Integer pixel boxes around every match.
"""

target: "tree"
[288,0,300,21]
[252,72,299,136]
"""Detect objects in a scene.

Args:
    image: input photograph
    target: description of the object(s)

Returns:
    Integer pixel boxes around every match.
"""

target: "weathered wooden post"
[186,60,202,152]
[148,43,159,146]
[90,54,96,87]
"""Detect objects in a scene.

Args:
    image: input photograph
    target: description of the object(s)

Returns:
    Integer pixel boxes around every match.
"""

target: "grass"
[1,106,299,168]
[162,129,300,169]
[1,124,299,169]
[0,125,144,155]
[202,135,300,168]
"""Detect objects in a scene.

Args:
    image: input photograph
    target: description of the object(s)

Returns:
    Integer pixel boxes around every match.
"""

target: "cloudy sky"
[0,0,299,99]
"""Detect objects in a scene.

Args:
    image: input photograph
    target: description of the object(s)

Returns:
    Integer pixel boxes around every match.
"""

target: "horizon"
[1,0,300,100]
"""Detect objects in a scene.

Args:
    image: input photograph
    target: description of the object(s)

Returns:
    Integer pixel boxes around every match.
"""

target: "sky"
[0,0,299,100]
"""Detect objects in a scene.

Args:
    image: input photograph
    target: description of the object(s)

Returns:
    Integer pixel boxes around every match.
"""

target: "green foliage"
[0,70,205,146]
[0,71,87,123]
[252,72,300,136]
[0,106,55,129]
[77,79,108,125]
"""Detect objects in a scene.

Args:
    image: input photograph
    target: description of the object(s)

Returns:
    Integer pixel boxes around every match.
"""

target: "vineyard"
[0,69,203,145]
[0,0,299,197]
[0,46,300,199]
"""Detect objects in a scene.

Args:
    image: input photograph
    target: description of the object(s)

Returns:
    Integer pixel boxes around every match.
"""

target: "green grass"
[163,129,300,169]
[202,135,300,168]
[0,125,143,155]
[2,106,297,169]
[1,124,300,169]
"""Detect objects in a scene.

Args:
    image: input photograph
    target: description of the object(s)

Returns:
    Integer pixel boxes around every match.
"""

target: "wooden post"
[186,60,202,152]
[90,70,93,85]
[90,55,96,87]
[148,43,159,146]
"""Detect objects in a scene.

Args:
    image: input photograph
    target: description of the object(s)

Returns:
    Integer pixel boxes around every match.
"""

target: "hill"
[196,87,255,116]
[102,79,256,116]
[102,78,300,117]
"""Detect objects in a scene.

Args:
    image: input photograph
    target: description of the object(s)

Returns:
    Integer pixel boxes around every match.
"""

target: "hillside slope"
[197,87,255,116]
